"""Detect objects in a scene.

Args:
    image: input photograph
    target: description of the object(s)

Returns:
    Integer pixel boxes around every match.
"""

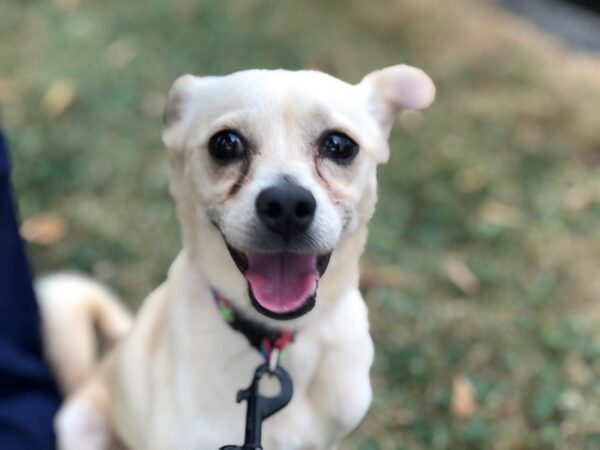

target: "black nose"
[256,184,316,238]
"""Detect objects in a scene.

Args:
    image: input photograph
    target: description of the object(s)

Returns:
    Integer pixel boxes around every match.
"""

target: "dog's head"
[162,67,434,320]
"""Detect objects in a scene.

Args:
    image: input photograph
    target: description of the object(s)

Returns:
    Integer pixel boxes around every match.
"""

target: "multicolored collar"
[211,288,297,367]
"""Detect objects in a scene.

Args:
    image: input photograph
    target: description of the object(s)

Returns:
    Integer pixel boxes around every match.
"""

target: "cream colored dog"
[37,66,435,449]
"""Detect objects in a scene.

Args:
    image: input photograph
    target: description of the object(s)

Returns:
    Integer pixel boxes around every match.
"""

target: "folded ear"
[359,64,435,134]
[162,74,203,150]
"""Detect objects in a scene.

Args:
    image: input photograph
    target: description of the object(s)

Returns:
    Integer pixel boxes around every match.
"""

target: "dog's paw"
[55,398,112,450]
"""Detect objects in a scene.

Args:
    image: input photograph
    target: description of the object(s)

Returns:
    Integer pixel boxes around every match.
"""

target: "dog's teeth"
[313,282,318,296]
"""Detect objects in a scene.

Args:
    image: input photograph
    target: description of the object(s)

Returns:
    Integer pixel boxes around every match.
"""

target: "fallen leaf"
[360,264,406,289]
[443,254,479,295]
[106,39,136,69]
[564,352,593,386]
[0,78,18,104]
[451,375,477,418]
[53,0,80,12]
[562,183,598,213]
[42,79,77,119]
[456,166,487,193]
[579,147,600,168]
[140,92,167,118]
[398,110,424,131]
[20,212,67,245]
[389,407,415,427]
[478,199,523,227]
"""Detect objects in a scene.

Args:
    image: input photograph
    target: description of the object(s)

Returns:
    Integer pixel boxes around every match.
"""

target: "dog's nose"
[256,184,316,238]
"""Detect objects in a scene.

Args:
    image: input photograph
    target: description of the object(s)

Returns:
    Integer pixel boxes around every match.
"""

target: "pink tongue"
[245,252,319,314]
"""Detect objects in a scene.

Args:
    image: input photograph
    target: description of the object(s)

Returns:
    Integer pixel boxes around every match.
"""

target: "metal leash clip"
[219,362,293,450]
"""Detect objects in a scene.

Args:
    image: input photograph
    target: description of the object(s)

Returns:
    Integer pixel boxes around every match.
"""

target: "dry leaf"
[0,78,18,104]
[451,375,477,418]
[20,212,67,245]
[478,199,523,227]
[360,264,406,289]
[562,183,598,213]
[389,408,415,427]
[106,39,136,69]
[398,110,424,131]
[443,254,479,295]
[42,79,77,118]
[53,0,80,12]
[456,166,487,193]
[140,92,167,118]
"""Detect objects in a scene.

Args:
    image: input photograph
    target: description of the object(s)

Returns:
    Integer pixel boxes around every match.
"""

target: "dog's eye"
[319,132,359,164]
[208,130,246,163]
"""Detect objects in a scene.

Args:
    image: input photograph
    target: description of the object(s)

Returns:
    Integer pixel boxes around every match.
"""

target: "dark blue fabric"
[0,130,61,450]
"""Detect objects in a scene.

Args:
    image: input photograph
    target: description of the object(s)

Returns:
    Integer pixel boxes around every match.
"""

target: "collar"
[211,288,297,366]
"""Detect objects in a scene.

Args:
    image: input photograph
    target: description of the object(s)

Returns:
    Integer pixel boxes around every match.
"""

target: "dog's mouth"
[227,245,332,320]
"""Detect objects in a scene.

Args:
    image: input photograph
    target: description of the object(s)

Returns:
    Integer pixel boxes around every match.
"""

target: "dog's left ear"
[162,74,204,151]
[359,65,435,135]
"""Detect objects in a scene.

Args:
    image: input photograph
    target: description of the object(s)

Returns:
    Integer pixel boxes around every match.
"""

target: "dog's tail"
[35,273,133,396]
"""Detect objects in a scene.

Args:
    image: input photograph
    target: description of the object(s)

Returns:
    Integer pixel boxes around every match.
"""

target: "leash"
[212,289,296,450]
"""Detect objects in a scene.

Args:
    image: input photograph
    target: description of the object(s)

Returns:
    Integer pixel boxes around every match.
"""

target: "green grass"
[2,0,599,448]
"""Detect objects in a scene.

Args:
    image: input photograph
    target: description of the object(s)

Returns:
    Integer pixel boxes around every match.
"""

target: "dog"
[37,65,435,449]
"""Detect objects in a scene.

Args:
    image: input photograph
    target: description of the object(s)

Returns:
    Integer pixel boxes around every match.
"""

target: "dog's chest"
[170,342,331,449]
[132,283,374,450]
[178,396,330,450]
[154,335,365,450]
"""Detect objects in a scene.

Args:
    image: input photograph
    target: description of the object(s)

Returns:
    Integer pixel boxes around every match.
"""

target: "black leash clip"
[220,363,293,450]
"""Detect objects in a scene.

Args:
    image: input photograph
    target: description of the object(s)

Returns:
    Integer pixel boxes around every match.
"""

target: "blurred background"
[1,0,599,448]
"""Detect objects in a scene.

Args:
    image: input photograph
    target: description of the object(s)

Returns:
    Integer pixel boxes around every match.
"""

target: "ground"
[1,0,599,448]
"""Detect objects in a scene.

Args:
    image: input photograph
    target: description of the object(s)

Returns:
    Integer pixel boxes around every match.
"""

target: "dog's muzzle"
[221,181,332,320]
[255,182,316,240]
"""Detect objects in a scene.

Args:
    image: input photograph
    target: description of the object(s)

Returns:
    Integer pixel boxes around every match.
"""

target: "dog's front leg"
[306,293,375,446]
[55,378,119,450]
[309,339,373,445]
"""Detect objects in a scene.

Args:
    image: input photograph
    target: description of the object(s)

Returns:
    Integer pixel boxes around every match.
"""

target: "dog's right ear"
[359,65,435,135]
[162,74,202,150]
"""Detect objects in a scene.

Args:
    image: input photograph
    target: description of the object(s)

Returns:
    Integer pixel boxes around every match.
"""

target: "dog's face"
[163,67,434,320]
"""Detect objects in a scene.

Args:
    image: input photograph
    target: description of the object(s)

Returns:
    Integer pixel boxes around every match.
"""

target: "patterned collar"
[211,288,297,366]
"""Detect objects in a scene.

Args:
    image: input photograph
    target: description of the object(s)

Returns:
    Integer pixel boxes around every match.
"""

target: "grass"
[1,0,599,448]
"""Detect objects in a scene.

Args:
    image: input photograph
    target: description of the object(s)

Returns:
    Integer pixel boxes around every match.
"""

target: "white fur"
[38,65,435,449]
[36,274,132,395]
